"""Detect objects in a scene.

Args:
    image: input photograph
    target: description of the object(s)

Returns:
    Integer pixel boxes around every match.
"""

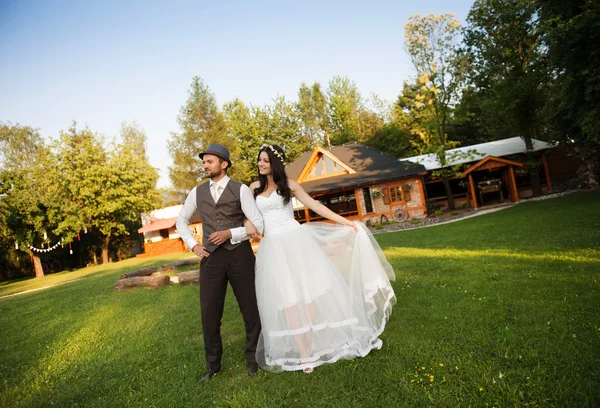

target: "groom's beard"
[203,168,223,179]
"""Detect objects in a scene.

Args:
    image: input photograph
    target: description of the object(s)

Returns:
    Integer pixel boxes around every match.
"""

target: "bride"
[248,144,396,374]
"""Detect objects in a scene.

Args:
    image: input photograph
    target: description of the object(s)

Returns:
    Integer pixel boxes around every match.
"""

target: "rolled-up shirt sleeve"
[176,187,200,250]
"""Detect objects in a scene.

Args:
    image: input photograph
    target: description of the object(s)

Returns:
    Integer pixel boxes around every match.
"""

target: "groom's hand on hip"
[208,230,232,246]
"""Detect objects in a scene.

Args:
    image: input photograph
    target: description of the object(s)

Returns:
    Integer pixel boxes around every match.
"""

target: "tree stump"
[160,258,200,271]
[115,275,170,291]
[121,266,158,279]
[177,270,200,284]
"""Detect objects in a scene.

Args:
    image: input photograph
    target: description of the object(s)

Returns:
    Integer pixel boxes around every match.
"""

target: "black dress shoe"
[248,362,259,376]
[200,369,219,383]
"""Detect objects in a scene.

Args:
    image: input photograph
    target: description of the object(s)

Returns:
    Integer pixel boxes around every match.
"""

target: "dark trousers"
[199,242,261,372]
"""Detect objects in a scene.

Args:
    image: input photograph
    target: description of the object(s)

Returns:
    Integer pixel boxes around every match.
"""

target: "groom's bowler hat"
[199,144,231,168]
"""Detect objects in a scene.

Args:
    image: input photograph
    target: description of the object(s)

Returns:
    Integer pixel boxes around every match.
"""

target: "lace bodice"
[256,191,300,236]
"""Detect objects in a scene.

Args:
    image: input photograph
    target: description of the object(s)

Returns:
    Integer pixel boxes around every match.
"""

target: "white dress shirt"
[176,175,264,250]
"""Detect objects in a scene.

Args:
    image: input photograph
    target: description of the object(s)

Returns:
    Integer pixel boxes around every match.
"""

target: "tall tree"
[168,77,230,201]
[447,87,501,146]
[404,13,467,208]
[53,123,160,264]
[105,123,162,260]
[0,123,56,277]
[223,99,267,184]
[296,82,330,147]
[538,0,600,187]
[265,96,311,163]
[364,121,417,159]
[395,81,438,155]
[52,124,110,263]
[463,0,546,196]
[326,76,365,145]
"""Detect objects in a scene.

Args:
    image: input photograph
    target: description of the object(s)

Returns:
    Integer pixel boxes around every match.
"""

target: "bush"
[434,209,444,217]
[374,223,383,229]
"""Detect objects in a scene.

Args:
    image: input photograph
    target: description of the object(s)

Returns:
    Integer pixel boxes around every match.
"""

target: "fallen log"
[161,258,200,271]
[115,275,170,291]
[121,266,158,279]
[177,270,200,284]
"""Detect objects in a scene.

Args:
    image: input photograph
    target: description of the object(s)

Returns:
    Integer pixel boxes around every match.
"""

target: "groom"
[176,144,263,382]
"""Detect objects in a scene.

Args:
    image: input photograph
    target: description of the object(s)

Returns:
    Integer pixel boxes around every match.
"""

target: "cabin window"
[389,186,403,203]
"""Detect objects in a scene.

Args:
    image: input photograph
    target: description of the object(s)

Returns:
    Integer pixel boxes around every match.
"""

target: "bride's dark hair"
[254,144,292,205]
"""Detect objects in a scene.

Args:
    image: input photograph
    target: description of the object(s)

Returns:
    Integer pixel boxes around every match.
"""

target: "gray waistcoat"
[196,179,246,253]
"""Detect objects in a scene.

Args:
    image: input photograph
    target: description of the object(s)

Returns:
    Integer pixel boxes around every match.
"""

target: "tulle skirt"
[255,221,396,372]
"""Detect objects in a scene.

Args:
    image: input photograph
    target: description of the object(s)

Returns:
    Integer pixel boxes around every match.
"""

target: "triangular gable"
[297,147,356,183]
[462,155,523,176]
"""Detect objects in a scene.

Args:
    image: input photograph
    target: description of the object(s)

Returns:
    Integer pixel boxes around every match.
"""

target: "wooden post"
[354,188,364,220]
[509,166,519,202]
[468,174,478,209]
[542,154,552,192]
[304,208,310,223]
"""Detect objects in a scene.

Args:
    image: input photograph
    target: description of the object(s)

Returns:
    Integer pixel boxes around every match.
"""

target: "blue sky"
[0,0,474,187]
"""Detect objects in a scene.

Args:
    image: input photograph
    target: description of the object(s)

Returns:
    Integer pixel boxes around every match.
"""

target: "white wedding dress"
[254,191,396,372]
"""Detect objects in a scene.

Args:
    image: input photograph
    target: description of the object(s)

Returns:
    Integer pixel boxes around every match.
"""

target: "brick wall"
[357,176,427,224]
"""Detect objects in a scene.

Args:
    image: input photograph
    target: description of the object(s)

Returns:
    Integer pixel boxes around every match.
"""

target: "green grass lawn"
[1,191,599,407]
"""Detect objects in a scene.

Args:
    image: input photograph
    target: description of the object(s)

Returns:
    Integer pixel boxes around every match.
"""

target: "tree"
[463,0,547,196]
[364,121,417,159]
[223,99,267,184]
[53,123,160,264]
[404,13,467,208]
[447,87,501,146]
[168,77,230,202]
[326,76,365,145]
[395,81,438,155]
[296,82,330,147]
[265,96,311,163]
[0,123,57,278]
[538,0,600,187]
[106,122,162,260]
[52,124,108,261]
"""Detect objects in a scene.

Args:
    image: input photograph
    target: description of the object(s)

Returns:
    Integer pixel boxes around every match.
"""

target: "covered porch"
[462,155,550,209]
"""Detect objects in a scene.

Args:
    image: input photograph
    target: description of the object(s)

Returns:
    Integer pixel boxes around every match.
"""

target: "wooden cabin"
[400,137,563,210]
[286,143,428,225]
[137,205,202,257]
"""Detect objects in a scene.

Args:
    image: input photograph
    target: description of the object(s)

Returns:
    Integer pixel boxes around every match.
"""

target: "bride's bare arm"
[244,181,261,239]
[289,179,357,230]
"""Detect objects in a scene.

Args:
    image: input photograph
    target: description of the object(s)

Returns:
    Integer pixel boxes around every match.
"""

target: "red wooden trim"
[298,147,357,183]
[317,147,356,174]
[509,166,519,202]
[463,155,524,176]
[468,174,478,209]
[303,170,349,182]
[297,150,322,182]
[354,188,364,219]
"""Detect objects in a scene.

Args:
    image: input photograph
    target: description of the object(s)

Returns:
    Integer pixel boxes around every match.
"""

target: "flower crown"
[262,144,285,164]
